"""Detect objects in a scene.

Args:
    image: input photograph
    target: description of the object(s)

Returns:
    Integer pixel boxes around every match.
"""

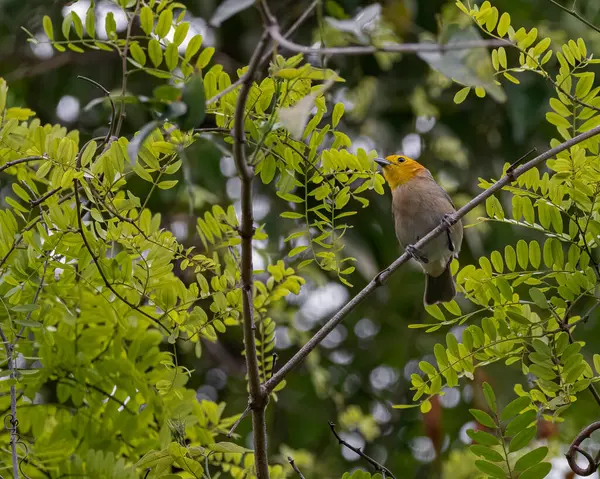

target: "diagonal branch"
[259,0,511,56]
[266,24,512,56]
[232,30,272,479]
[329,422,395,479]
[264,124,600,394]
[546,0,600,35]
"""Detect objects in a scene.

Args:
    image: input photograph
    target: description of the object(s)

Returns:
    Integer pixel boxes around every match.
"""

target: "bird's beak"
[374,157,392,168]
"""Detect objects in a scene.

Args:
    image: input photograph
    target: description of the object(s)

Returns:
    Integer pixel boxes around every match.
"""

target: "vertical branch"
[0,327,19,479]
[114,0,140,137]
[232,31,271,479]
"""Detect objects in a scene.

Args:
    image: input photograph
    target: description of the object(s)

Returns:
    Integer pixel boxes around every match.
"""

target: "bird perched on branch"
[376,155,463,305]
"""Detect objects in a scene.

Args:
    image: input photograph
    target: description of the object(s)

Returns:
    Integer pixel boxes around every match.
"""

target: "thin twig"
[114,0,140,136]
[0,156,46,175]
[205,0,319,107]
[232,30,271,479]
[72,139,171,334]
[546,0,600,35]
[227,404,251,438]
[287,456,306,479]
[266,23,511,55]
[29,187,61,207]
[329,422,395,479]
[264,123,600,394]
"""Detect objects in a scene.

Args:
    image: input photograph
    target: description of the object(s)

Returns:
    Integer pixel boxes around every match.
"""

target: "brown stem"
[287,456,306,479]
[264,124,600,394]
[232,30,271,479]
[566,421,600,476]
[0,327,19,478]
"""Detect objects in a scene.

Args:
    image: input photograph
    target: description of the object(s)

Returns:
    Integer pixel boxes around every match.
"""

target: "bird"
[375,155,463,305]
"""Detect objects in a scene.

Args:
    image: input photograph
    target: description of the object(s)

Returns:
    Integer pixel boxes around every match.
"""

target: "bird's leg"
[405,244,429,264]
[441,214,455,252]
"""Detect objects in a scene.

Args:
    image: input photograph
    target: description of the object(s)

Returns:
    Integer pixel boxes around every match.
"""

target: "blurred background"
[2,0,600,477]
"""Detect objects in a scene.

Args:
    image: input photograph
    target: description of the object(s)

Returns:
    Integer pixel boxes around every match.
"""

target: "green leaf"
[85,5,96,38]
[483,382,497,413]
[156,9,173,39]
[61,13,72,40]
[165,43,178,71]
[43,15,54,40]
[593,354,600,374]
[514,447,548,472]
[519,462,552,479]
[497,12,510,37]
[420,400,432,413]
[281,212,303,219]
[140,6,154,35]
[529,288,548,309]
[470,445,504,462]
[158,180,178,190]
[208,442,252,454]
[469,409,497,428]
[509,426,537,452]
[546,111,571,129]
[173,22,190,47]
[454,87,470,104]
[575,72,594,98]
[474,460,506,478]
[129,42,146,66]
[196,47,215,69]
[505,410,537,436]
[105,11,116,38]
[185,34,203,60]
[148,38,163,67]
[466,429,500,446]
[289,246,308,258]
[332,102,344,127]
[260,155,276,184]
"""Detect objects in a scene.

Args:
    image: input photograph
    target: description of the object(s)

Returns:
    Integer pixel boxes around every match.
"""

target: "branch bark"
[266,24,512,55]
[264,124,600,394]
[0,327,20,479]
[232,31,271,479]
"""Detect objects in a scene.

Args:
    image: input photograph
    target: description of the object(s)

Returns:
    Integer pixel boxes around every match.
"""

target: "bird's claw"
[406,244,429,264]
[442,214,455,252]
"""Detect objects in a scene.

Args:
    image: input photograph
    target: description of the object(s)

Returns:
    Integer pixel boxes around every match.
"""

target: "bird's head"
[375,155,425,189]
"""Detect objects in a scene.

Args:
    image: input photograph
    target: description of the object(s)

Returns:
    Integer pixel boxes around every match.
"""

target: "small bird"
[375,155,463,305]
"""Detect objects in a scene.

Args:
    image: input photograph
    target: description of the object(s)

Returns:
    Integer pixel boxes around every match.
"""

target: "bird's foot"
[441,214,455,252]
[406,244,429,264]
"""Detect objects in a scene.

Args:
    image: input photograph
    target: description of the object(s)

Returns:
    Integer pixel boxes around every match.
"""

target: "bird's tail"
[424,264,455,305]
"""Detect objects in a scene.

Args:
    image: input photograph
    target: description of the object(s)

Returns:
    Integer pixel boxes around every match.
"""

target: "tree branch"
[287,456,306,479]
[264,124,600,394]
[546,0,600,35]
[0,326,20,478]
[205,0,318,108]
[566,421,600,476]
[329,422,395,479]
[257,0,512,57]
[232,30,271,479]
[0,156,46,175]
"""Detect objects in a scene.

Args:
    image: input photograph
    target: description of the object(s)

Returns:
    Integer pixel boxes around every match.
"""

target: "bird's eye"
[397,157,405,163]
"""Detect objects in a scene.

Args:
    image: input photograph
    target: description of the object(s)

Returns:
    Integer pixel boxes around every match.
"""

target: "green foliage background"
[2,0,600,478]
